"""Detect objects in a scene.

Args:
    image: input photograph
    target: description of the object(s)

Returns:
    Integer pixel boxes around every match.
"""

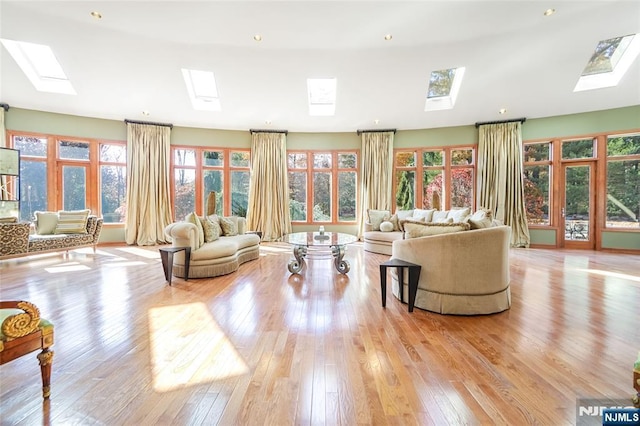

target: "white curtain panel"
[246,132,292,241]
[125,123,173,245]
[477,122,530,247]
[357,131,394,238]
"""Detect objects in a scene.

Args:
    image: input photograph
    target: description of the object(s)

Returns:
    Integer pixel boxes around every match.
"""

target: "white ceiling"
[1,1,639,133]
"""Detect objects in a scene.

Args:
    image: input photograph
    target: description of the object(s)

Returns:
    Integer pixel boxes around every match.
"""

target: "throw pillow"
[185,212,205,248]
[388,214,400,231]
[367,209,390,231]
[448,207,471,223]
[403,221,471,239]
[0,216,17,223]
[395,209,414,220]
[379,221,394,232]
[469,209,494,229]
[412,208,435,222]
[398,217,425,232]
[54,209,90,234]
[432,210,449,223]
[199,216,221,242]
[34,211,59,235]
[434,217,454,224]
[219,216,239,236]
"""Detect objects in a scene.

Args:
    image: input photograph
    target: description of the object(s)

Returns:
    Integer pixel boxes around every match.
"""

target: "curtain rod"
[124,119,173,129]
[356,128,397,135]
[475,117,526,128]
[0,103,9,111]
[249,128,288,135]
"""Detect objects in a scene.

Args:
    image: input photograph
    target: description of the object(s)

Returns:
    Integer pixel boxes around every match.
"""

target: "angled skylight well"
[181,68,221,111]
[424,67,465,111]
[307,78,336,116]
[574,34,640,92]
[0,39,76,95]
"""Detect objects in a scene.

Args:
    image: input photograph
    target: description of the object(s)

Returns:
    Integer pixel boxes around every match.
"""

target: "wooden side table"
[159,246,191,286]
[379,259,421,312]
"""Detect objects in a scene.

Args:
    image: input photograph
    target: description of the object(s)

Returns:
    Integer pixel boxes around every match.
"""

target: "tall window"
[203,150,224,215]
[230,151,250,217]
[288,153,308,221]
[287,150,358,224]
[12,135,48,221]
[523,142,551,225]
[173,149,197,221]
[99,144,127,223]
[394,146,475,211]
[606,133,640,228]
[170,146,251,219]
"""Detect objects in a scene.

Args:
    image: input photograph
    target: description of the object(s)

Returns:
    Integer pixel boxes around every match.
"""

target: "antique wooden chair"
[0,301,54,398]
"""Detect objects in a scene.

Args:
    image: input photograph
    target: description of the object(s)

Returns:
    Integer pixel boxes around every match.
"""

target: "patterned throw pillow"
[185,212,205,248]
[367,209,390,231]
[199,216,221,242]
[219,216,238,236]
[54,209,90,234]
[34,211,59,235]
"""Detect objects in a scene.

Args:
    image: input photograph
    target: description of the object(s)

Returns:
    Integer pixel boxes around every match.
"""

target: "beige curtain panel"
[125,123,173,246]
[358,131,394,238]
[246,132,292,241]
[477,122,530,247]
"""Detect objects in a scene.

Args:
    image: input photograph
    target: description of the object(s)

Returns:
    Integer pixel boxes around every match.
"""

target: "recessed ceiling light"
[253,34,262,42]
[543,8,555,16]
[384,34,392,41]
[142,110,150,116]
[90,11,102,19]
[374,119,380,124]
[265,120,272,125]
[499,108,507,114]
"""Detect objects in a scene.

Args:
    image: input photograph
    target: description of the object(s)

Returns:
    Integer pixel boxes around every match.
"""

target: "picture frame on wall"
[0,147,20,176]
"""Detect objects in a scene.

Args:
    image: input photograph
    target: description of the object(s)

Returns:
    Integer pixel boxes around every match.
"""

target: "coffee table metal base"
[287,244,350,274]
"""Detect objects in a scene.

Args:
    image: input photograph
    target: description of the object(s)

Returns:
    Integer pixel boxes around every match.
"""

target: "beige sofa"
[390,225,511,315]
[0,216,103,260]
[164,216,260,279]
[364,207,476,255]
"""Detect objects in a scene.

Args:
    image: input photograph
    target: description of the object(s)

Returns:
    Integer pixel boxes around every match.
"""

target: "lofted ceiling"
[1,0,639,133]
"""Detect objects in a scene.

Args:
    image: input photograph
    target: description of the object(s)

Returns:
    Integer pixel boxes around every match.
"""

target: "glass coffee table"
[282,232,358,274]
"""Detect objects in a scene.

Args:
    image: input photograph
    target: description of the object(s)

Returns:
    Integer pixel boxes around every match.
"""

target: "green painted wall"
[530,229,557,246]
[3,105,639,249]
[602,232,640,250]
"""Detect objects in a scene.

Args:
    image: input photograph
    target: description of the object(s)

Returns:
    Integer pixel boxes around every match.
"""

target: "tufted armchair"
[0,301,54,398]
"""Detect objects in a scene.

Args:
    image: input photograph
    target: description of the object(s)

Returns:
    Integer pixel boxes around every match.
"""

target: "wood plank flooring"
[0,243,638,425]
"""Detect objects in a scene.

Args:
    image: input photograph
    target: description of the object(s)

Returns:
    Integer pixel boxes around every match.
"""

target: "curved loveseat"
[390,225,511,315]
[164,216,260,279]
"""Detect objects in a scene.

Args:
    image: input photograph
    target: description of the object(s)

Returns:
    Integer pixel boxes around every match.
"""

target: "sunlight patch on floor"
[44,262,91,273]
[575,268,640,282]
[116,246,161,259]
[148,302,249,392]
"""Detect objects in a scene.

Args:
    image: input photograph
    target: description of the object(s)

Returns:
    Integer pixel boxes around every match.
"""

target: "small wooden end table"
[159,246,191,286]
[379,259,421,312]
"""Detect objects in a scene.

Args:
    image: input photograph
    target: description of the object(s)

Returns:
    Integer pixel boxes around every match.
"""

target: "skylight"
[424,67,465,111]
[574,34,640,92]
[0,39,76,95]
[181,68,221,111]
[307,78,336,116]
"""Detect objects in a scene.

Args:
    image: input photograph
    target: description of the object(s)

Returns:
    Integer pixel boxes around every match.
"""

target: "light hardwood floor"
[0,243,638,425]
